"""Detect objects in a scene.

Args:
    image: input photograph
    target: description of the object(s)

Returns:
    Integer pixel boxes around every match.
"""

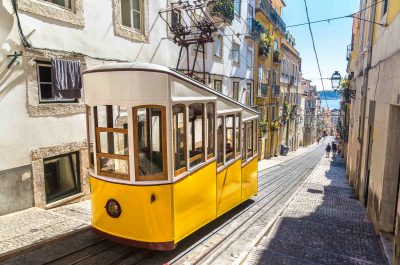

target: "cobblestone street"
[243,157,388,265]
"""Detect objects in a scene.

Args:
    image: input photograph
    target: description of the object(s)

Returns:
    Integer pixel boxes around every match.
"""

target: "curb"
[233,156,323,265]
[0,225,90,262]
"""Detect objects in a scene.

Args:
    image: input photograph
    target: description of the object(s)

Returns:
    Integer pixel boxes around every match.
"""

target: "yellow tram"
[83,63,259,250]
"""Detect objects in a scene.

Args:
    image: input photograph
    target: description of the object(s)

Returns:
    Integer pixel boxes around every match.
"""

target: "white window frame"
[36,62,78,104]
[121,0,143,32]
[233,81,240,101]
[44,0,73,9]
[213,35,223,58]
[231,43,240,65]
[214,79,222,92]
[246,47,253,68]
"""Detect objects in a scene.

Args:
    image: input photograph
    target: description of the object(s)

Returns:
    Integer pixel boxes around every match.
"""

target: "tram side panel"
[173,161,217,242]
[90,177,174,245]
[241,157,258,201]
[216,159,242,217]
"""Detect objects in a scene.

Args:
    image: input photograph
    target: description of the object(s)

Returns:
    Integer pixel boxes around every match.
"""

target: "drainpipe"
[357,0,376,202]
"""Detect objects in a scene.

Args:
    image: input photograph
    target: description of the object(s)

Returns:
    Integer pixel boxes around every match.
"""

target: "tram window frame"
[246,121,254,159]
[216,116,224,168]
[253,119,258,155]
[241,123,246,162]
[133,105,167,181]
[94,105,129,180]
[86,106,95,170]
[173,104,187,177]
[206,102,215,160]
[225,115,235,163]
[188,103,205,168]
[235,113,241,157]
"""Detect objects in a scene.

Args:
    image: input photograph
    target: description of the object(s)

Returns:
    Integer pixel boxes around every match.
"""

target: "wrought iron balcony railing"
[257,0,286,33]
[346,44,353,61]
[208,0,234,25]
[273,50,282,63]
[273,85,280,97]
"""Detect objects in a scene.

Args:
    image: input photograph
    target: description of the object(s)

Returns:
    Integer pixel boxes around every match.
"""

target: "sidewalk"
[0,200,91,260]
[243,157,388,265]
[258,143,318,171]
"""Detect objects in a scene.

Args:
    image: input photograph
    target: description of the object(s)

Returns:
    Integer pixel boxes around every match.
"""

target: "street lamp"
[331,71,342,91]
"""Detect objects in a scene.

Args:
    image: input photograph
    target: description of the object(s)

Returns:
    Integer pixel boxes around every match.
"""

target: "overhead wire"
[302,0,329,109]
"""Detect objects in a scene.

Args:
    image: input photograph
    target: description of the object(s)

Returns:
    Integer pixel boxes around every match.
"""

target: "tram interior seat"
[138,151,163,176]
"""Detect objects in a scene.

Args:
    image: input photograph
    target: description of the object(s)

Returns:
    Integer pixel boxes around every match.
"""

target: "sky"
[282,0,359,91]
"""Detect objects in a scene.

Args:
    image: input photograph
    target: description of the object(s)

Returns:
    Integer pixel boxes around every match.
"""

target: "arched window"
[173,104,186,176]
[188,103,205,167]
[133,106,167,181]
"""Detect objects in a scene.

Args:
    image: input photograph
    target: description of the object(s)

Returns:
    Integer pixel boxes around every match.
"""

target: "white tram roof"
[83,62,259,121]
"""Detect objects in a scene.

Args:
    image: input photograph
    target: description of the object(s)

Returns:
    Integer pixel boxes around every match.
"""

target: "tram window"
[206,103,215,159]
[188,103,205,168]
[253,120,258,154]
[225,115,234,162]
[235,114,241,157]
[86,106,94,169]
[217,117,224,167]
[133,106,167,181]
[246,121,254,158]
[241,123,246,162]
[173,105,186,176]
[94,105,129,180]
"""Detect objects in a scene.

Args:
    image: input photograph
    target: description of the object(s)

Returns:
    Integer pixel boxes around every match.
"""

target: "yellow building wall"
[373,0,400,43]
[173,161,217,242]
[91,177,174,243]
[216,159,242,216]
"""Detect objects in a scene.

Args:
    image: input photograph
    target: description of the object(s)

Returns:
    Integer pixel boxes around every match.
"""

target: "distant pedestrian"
[332,142,337,158]
[325,143,331,158]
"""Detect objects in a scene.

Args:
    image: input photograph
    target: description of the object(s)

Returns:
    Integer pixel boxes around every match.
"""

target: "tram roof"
[83,62,259,116]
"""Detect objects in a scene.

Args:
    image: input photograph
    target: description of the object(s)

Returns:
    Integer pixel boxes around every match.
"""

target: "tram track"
[138,139,328,264]
[4,139,329,265]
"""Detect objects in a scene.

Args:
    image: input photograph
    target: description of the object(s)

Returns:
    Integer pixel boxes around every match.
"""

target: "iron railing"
[208,0,234,23]
[259,83,268,97]
[273,85,280,97]
[258,0,286,33]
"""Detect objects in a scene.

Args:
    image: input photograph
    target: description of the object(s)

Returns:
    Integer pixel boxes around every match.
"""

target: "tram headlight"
[105,199,122,218]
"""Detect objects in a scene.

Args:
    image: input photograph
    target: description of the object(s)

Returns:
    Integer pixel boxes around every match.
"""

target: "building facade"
[302,79,320,146]
[279,32,301,152]
[346,0,400,263]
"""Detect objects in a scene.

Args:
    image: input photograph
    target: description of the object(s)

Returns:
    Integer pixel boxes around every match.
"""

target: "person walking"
[332,142,337,158]
[325,143,331,158]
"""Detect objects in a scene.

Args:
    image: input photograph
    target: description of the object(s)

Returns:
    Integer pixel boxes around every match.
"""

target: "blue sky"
[282,0,359,91]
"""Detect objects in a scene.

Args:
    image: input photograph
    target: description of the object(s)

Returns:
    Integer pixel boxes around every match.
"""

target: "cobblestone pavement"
[0,200,91,259]
[243,157,388,265]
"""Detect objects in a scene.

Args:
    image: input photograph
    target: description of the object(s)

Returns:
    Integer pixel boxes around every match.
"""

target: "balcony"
[258,83,268,98]
[246,18,263,40]
[273,50,282,63]
[257,0,286,33]
[346,44,353,61]
[259,44,270,58]
[207,0,234,26]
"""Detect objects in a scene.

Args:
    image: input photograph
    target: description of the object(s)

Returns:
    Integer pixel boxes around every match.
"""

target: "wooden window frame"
[225,114,235,163]
[188,103,206,168]
[173,104,187,177]
[217,116,225,168]
[94,106,130,181]
[206,102,216,160]
[235,113,241,157]
[132,105,168,181]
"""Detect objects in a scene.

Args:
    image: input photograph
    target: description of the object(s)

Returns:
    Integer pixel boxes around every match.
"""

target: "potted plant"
[259,32,272,57]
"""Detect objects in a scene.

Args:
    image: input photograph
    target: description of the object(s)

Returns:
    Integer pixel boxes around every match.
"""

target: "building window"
[121,0,143,31]
[232,43,240,64]
[133,106,167,181]
[173,104,186,176]
[271,106,276,120]
[95,105,129,180]
[206,103,215,159]
[214,79,222,92]
[214,35,223,58]
[382,0,388,17]
[44,0,72,9]
[44,152,80,203]
[234,0,241,16]
[36,62,78,103]
[274,40,279,52]
[246,48,253,67]
[266,69,270,85]
[233,82,239,100]
[225,115,235,162]
[246,83,252,106]
[188,103,205,168]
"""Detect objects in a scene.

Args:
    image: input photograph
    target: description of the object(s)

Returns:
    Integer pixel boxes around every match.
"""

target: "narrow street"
[3,140,328,265]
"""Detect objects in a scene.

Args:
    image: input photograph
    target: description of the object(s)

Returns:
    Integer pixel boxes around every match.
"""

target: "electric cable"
[302,0,329,109]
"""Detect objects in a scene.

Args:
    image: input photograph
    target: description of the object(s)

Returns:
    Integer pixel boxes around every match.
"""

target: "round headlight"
[105,199,122,218]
